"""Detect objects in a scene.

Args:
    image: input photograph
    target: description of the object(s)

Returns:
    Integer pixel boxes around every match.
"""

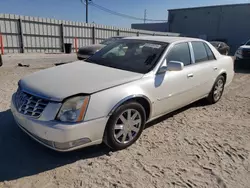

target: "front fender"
[107,94,152,116]
[84,80,152,121]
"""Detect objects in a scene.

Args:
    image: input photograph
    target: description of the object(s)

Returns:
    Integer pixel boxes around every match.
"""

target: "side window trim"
[188,42,195,64]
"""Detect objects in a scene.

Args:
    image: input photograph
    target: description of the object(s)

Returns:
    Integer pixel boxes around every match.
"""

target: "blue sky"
[0,0,249,27]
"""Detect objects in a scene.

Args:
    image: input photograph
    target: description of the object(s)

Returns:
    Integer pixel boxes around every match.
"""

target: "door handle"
[213,67,218,70]
[187,73,194,78]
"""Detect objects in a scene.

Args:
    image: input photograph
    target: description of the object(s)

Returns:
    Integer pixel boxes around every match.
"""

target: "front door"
[152,42,198,117]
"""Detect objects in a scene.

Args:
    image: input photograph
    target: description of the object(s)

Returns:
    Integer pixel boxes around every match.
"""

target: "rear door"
[188,41,217,99]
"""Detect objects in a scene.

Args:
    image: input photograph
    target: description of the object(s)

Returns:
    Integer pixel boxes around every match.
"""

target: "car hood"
[78,44,105,54]
[19,61,143,101]
[239,45,250,49]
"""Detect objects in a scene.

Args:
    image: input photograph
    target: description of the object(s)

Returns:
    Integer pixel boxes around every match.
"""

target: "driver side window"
[167,43,191,66]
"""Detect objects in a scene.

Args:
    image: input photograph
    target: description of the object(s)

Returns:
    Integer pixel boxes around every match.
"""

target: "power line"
[89,1,166,22]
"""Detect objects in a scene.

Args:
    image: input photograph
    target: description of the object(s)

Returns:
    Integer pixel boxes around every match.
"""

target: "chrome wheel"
[213,79,224,101]
[114,109,142,144]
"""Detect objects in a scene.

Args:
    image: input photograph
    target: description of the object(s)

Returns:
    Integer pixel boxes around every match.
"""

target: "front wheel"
[104,102,146,150]
[206,75,225,104]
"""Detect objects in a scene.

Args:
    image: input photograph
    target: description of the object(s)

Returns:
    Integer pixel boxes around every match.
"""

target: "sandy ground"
[0,54,250,188]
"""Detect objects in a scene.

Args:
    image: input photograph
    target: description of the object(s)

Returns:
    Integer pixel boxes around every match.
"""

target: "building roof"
[124,36,201,43]
[168,3,250,12]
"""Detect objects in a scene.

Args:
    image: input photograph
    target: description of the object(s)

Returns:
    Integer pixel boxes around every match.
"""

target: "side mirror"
[157,61,184,74]
[167,61,184,71]
[158,66,168,74]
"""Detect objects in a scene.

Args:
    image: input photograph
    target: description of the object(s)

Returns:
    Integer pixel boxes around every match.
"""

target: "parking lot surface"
[0,55,250,188]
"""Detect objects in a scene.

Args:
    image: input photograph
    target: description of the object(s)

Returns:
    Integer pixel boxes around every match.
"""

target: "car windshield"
[100,37,122,45]
[245,41,250,45]
[86,39,168,74]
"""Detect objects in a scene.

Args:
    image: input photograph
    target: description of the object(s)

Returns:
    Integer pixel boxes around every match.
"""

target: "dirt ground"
[0,54,250,188]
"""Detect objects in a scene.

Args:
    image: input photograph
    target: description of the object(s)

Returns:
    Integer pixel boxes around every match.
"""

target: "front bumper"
[11,94,108,152]
[235,53,250,60]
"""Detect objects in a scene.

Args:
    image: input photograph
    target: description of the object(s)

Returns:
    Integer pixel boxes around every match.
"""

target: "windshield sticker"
[143,43,162,49]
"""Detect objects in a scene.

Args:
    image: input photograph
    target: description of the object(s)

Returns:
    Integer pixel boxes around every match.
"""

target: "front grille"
[242,49,250,58]
[15,88,49,118]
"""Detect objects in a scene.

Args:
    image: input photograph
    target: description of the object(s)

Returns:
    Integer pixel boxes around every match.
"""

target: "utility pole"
[144,9,147,23]
[81,0,91,23]
[86,0,89,23]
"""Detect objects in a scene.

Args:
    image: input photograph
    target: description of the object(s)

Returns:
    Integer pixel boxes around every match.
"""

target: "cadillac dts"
[11,36,234,151]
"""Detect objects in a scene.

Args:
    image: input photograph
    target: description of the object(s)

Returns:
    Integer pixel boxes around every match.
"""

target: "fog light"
[53,138,91,150]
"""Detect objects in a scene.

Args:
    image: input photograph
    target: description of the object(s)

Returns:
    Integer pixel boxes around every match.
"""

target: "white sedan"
[11,36,234,151]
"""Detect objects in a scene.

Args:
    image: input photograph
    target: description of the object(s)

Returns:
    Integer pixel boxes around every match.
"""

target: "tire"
[0,55,2,67]
[206,75,225,104]
[234,59,240,70]
[104,102,146,150]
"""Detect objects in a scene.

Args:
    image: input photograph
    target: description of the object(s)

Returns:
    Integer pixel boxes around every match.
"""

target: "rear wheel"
[104,102,146,150]
[206,75,225,104]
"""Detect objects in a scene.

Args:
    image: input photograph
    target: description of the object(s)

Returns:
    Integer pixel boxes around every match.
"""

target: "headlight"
[57,96,90,123]
[237,49,243,55]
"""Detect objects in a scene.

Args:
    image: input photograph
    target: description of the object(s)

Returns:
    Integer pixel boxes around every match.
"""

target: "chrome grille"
[242,49,250,58]
[15,88,49,118]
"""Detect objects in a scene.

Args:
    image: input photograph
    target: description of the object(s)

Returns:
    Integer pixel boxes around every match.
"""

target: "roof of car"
[123,36,203,43]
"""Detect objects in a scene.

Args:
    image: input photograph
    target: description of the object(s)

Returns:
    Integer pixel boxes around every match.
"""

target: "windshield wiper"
[144,54,156,65]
